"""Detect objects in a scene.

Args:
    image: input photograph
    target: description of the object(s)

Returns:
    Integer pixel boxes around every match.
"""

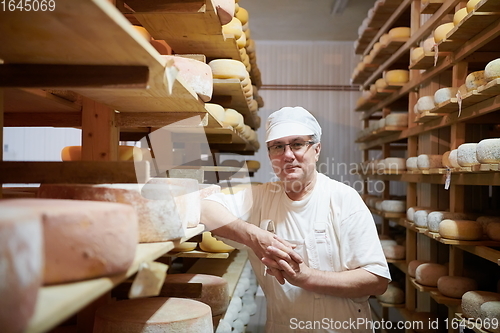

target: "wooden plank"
[429,291,462,307]
[410,277,438,292]
[409,52,443,70]
[212,79,257,129]
[4,112,82,127]
[457,245,500,265]
[414,111,446,123]
[116,111,207,127]
[163,250,230,259]
[4,88,82,113]
[478,78,500,96]
[421,0,445,14]
[475,0,500,12]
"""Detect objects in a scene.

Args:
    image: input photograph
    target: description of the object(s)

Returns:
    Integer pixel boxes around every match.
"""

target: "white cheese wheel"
[457,143,480,167]
[417,154,443,170]
[94,298,213,333]
[417,96,436,113]
[200,232,235,253]
[434,87,459,104]
[379,34,391,47]
[428,211,471,232]
[385,113,408,127]
[388,27,411,39]
[449,149,461,168]
[411,47,425,63]
[205,103,226,123]
[223,108,244,130]
[415,263,448,287]
[439,219,483,240]
[406,157,419,171]
[465,70,488,92]
[384,70,409,84]
[383,157,406,171]
[213,0,235,25]
[467,0,481,13]
[422,37,436,53]
[438,276,478,299]
[434,23,455,43]
[442,151,452,168]
[377,283,405,304]
[380,239,398,247]
[462,291,500,319]
[163,56,213,102]
[454,8,469,26]
[486,223,500,242]
[414,210,432,228]
[408,260,428,278]
[382,244,405,260]
[381,200,406,213]
[0,199,137,285]
[407,207,429,222]
[0,207,43,333]
[485,58,500,82]
[222,17,243,39]
[163,274,229,316]
[375,200,384,211]
[375,78,388,90]
[209,59,248,80]
[480,302,500,333]
[476,138,500,163]
[235,7,248,25]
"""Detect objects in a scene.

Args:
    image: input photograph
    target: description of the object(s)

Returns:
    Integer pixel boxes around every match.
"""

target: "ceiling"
[239,0,377,41]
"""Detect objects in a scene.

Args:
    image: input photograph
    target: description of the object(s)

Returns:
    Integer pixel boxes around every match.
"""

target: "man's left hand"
[262,246,312,288]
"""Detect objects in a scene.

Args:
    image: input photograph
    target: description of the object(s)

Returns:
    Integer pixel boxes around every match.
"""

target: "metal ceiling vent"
[331,0,350,15]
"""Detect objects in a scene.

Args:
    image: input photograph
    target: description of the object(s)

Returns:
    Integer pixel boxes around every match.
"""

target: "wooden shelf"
[371,38,409,66]
[26,224,205,333]
[414,110,446,123]
[429,290,461,307]
[421,0,445,14]
[410,278,438,293]
[369,207,406,219]
[4,88,82,113]
[456,245,500,266]
[355,97,381,112]
[164,249,231,259]
[212,79,258,129]
[409,52,442,70]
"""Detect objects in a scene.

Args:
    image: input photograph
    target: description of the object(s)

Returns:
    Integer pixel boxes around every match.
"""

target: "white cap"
[265,106,322,142]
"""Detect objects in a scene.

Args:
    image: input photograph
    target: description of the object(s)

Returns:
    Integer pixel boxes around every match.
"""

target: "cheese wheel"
[457,143,480,166]
[383,158,406,171]
[209,59,248,80]
[384,70,409,84]
[434,87,459,104]
[477,216,500,236]
[434,23,455,43]
[172,242,197,252]
[417,96,436,113]
[372,42,382,54]
[388,27,411,39]
[0,207,43,333]
[150,40,172,55]
[462,291,500,319]
[61,146,142,162]
[163,56,213,102]
[382,244,405,259]
[235,7,248,25]
[454,8,469,26]
[379,34,391,47]
[94,298,213,333]
[236,33,246,49]
[406,157,419,171]
[439,219,483,240]
[205,103,226,123]
[380,239,398,247]
[449,149,461,168]
[163,274,229,316]
[411,47,425,63]
[213,0,235,25]
[0,199,137,285]
[438,276,478,299]
[422,37,436,53]
[414,209,432,228]
[428,211,471,232]
[199,232,235,253]
[375,200,384,211]
[415,263,448,287]
[245,160,260,170]
[465,70,488,92]
[485,58,500,82]
[385,113,408,127]
[467,0,481,13]
[442,151,452,168]
[407,207,429,222]
[223,108,244,130]
[377,283,405,304]
[486,223,500,242]
[381,200,406,213]
[132,26,151,41]
[222,17,243,39]
[477,138,500,163]
[408,260,428,278]
[417,154,443,170]
[480,302,500,333]
[246,38,256,54]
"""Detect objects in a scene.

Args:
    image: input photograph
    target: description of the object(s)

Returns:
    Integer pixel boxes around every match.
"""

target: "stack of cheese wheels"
[465,70,488,91]
[414,209,433,228]
[415,263,448,287]
[467,0,481,12]
[408,260,428,278]
[417,154,443,170]
[200,231,235,253]
[416,96,436,113]
[162,55,213,102]
[437,276,478,298]
[0,199,137,285]
[434,87,459,104]
[385,113,408,127]
[38,178,201,242]
[205,103,226,124]
[381,200,406,213]
[0,207,43,333]
[213,0,235,25]
[476,138,500,163]
[480,302,500,333]
[61,145,143,162]
[162,274,229,316]
[406,157,419,171]
[383,157,406,172]
[94,298,213,333]
[377,282,405,304]
[434,22,455,43]
[462,291,500,319]
[439,219,483,240]
[384,70,409,85]
[485,58,500,82]
[427,211,471,232]
[457,143,480,166]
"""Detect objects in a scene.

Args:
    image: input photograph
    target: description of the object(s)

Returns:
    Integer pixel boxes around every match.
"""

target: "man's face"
[267,135,321,185]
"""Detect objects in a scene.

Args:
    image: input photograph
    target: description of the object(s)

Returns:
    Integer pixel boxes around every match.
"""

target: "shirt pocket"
[312,222,334,271]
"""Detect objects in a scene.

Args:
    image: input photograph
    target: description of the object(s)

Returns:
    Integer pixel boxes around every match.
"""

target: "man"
[201,106,390,332]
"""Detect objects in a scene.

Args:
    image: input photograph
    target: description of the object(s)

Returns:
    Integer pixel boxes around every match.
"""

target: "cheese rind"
[480,302,500,333]
[377,283,405,304]
[223,108,244,130]
[406,157,419,171]
[222,17,243,39]
[209,59,248,80]
[422,37,436,53]
[465,71,488,92]
[388,27,411,39]
[383,158,406,171]
[438,276,478,299]
[417,154,443,170]
[407,207,428,222]
[414,210,432,228]
[457,143,480,167]
[411,47,425,63]
[416,96,436,113]
[467,0,481,13]
[408,260,427,278]
[382,244,405,260]
[439,219,483,241]
[415,263,448,287]
[434,23,455,43]
[381,200,406,213]
[453,8,469,26]
[199,232,235,253]
[486,223,500,242]
[434,87,459,104]
[449,149,461,168]
[384,70,409,84]
[476,138,500,163]
[485,59,500,82]
[462,291,500,319]
[427,211,471,232]
[205,103,226,123]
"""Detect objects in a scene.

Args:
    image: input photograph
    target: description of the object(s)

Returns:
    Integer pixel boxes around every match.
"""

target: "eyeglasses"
[267,141,315,156]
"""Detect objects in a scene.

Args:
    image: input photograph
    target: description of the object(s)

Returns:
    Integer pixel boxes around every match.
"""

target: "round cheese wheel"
[363,55,373,65]
[438,276,478,298]
[381,200,406,213]
[235,7,248,25]
[467,0,481,13]
[442,151,452,168]
[383,158,406,171]
[434,87,459,104]
[377,118,385,129]
[372,42,382,54]
[0,207,43,333]
[369,84,378,95]
[222,17,243,39]
[428,211,471,232]
[415,263,448,287]
[0,199,137,285]
[213,0,235,25]
[422,37,436,53]
[379,34,391,47]
[150,40,172,55]
[485,58,500,82]
[407,207,429,222]
[411,47,425,63]
[223,108,244,130]
[377,283,405,304]
[94,298,213,333]
[163,274,229,316]
[245,160,260,170]
[454,7,469,26]
[236,33,246,49]
[380,239,398,247]
[406,157,419,171]
[199,232,235,253]
[486,223,500,242]
[162,56,213,102]
[388,27,411,39]
[414,209,432,228]
[408,260,428,278]
[385,113,408,127]
[375,78,388,90]
[449,149,461,168]
[417,154,443,170]
[375,200,384,211]
[439,219,483,240]
[172,242,197,252]
[477,138,500,163]
[477,216,500,236]
[384,70,409,84]
[382,244,405,260]
[205,103,226,123]
[434,23,455,43]
[209,59,248,80]
[417,96,436,113]
[246,39,256,54]
[457,143,480,167]
[462,291,500,319]
[480,302,500,333]
[132,25,151,41]
[465,70,488,92]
